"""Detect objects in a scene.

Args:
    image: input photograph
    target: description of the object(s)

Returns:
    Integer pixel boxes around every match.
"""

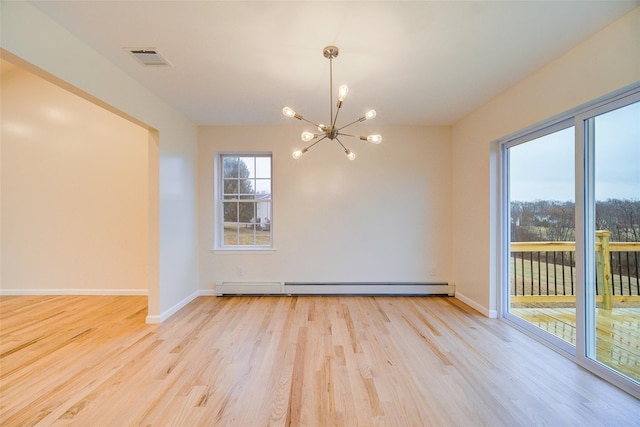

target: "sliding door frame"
[496,82,640,399]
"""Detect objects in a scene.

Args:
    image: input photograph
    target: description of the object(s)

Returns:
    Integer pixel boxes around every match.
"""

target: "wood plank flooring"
[1,295,639,426]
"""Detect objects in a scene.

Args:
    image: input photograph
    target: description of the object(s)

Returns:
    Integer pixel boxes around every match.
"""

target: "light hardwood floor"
[1,295,639,426]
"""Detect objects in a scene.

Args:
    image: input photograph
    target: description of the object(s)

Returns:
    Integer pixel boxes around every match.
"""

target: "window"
[216,153,272,249]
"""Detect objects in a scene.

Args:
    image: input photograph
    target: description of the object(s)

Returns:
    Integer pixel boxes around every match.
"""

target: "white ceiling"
[30,1,639,126]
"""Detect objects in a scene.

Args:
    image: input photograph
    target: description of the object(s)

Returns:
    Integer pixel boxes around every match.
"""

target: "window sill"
[212,248,276,255]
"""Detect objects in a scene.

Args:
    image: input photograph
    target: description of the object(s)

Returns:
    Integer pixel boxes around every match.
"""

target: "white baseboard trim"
[145,290,199,324]
[214,282,454,296]
[455,292,497,318]
[198,289,218,296]
[0,288,148,296]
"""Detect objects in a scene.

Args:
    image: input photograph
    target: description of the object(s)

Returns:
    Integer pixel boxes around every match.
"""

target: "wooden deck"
[511,307,640,381]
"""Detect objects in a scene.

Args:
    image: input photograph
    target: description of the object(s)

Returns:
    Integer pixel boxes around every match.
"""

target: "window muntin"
[218,154,272,248]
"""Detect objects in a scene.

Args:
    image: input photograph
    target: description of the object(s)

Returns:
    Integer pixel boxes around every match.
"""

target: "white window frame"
[213,152,274,253]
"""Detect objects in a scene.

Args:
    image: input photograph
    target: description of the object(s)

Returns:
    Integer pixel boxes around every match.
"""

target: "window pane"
[255,157,271,178]
[237,178,254,196]
[508,126,576,345]
[224,179,238,196]
[237,201,255,223]
[223,222,239,245]
[223,202,238,222]
[255,229,271,246]
[223,157,239,178]
[256,201,271,246]
[240,157,255,178]
[256,201,271,224]
[255,178,271,197]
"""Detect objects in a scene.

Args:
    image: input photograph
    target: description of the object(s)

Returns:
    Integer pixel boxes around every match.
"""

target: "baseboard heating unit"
[215,282,454,296]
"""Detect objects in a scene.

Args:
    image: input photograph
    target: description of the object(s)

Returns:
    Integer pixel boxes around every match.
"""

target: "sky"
[509,101,639,202]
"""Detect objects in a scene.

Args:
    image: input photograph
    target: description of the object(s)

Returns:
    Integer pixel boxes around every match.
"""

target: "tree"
[545,201,574,241]
[510,201,541,242]
[597,199,640,242]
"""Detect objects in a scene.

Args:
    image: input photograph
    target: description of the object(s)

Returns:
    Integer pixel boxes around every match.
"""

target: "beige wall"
[198,125,452,289]
[1,66,148,293]
[1,2,199,321]
[2,1,638,320]
[451,7,640,316]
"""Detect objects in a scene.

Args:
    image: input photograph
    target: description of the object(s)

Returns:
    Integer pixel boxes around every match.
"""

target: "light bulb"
[346,150,356,161]
[367,134,383,144]
[301,131,315,142]
[292,150,303,159]
[338,84,349,100]
[364,109,377,120]
[318,124,327,132]
[282,107,296,118]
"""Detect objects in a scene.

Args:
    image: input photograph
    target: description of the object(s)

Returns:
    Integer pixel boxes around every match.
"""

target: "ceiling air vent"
[124,48,172,67]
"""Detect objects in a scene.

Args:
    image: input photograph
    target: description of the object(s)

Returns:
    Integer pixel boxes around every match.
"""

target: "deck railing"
[510,231,640,309]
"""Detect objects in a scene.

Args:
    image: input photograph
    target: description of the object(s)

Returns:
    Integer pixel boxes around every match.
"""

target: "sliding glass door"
[501,87,640,397]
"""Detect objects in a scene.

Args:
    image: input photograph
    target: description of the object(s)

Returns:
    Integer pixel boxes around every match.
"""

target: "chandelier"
[282,46,382,161]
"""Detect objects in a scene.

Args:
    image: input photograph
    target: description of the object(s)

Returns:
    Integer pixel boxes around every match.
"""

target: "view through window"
[219,154,272,247]
[508,126,577,345]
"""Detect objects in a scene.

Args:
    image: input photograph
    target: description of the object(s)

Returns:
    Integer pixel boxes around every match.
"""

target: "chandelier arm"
[336,132,356,138]
[334,136,349,152]
[336,117,363,132]
[304,134,329,151]
[299,116,323,129]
